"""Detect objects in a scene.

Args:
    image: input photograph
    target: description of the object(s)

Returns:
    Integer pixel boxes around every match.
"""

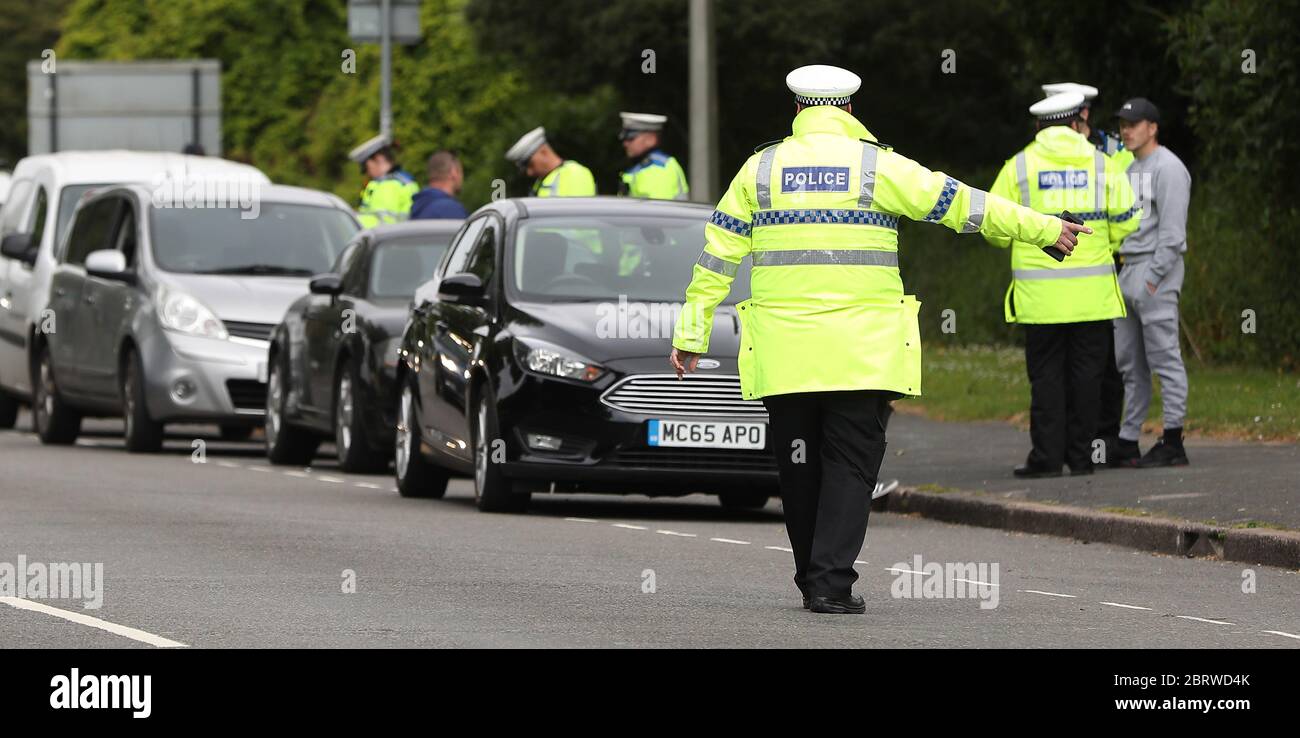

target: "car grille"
[225,321,275,342]
[226,379,268,411]
[600,374,767,418]
[607,448,777,473]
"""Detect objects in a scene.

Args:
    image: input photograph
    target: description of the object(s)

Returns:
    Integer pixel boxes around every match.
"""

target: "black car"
[266,220,461,471]
[395,197,779,512]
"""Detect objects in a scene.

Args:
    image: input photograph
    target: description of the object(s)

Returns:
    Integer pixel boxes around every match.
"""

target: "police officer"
[985,92,1140,478]
[670,65,1089,614]
[349,134,419,228]
[617,112,689,200]
[1042,82,1134,170]
[505,127,596,197]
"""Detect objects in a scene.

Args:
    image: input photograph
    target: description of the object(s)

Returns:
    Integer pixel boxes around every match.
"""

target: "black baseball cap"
[1116,97,1160,124]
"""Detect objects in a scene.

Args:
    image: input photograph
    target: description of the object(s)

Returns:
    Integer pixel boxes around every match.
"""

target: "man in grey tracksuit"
[1113,98,1191,467]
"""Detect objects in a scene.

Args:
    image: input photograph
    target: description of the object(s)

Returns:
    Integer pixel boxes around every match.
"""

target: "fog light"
[526,433,563,451]
[172,378,197,402]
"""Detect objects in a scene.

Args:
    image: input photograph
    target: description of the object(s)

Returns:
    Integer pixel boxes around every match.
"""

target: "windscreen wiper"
[193,264,315,276]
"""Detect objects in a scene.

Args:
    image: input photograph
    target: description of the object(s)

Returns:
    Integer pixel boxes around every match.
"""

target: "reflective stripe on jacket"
[620,150,689,200]
[358,170,418,228]
[533,160,597,197]
[672,105,1064,400]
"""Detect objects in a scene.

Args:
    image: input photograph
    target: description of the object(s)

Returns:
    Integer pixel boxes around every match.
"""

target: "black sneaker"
[809,594,866,614]
[1109,438,1142,468]
[1014,463,1062,479]
[1136,430,1189,468]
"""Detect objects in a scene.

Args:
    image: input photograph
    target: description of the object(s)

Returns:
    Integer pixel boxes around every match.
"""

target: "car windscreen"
[509,215,751,304]
[369,235,455,298]
[56,184,101,253]
[150,203,358,275]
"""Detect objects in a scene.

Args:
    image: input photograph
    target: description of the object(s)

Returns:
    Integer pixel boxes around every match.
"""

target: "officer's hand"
[670,348,702,379]
[1052,219,1093,255]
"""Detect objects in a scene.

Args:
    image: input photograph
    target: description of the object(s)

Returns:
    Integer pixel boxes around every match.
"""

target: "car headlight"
[156,286,228,340]
[513,337,603,382]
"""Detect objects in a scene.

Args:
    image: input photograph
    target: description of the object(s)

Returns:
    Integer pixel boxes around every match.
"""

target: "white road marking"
[284,471,310,479]
[1020,589,1077,598]
[885,567,923,576]
[1177,615,1233,625]
[953,577,999,588]
[246,466,270,472]
[656,530,697,537]
[216,461,241,469]
[354,482,383,490]
[1139,492,1207,502]
[1262,630,1300,641]
[564,517,597,523]
[1101,601,1153,611]
[710,538,750,545]
[765,545,793,552]
[854,560,868,565]
[612,523,647,531]
[1,597,186,648]
[317,475,345,484]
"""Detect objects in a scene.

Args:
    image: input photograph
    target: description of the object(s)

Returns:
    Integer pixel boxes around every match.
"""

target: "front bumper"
[495,372,779,495]
[139,328,269,424]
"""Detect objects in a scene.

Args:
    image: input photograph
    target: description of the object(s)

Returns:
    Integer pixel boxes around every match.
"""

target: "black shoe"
[1109,438,1141,468]
[1136,430,1189,468]
[809,594,866,614]
[797,582,810,610]
[1014,463,1062,479]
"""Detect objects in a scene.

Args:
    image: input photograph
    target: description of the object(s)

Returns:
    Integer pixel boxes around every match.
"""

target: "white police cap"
[1029,91,1087,121]
[505,127,548,165]
[786,65,861,106]
[348,134,392,163]
[619,112,667,132]
[1041,82,1099,102]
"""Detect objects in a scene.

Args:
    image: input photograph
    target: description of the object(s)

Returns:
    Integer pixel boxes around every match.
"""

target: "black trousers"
[1024,321,1111,470]
[1095,325,1125,440]
[762,390,889,597]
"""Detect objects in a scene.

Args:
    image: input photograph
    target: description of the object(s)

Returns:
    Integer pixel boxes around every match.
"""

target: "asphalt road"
[2,414,1298,648]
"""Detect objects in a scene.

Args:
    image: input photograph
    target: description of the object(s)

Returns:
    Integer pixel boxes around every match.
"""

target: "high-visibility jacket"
[986,126,1141,324]
[672,105,1065,400]
[358,169,418,228]
[619,150,689,200]
[533,160,596,197]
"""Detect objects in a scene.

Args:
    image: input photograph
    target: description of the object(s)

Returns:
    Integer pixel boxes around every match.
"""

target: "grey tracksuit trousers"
[1114,254,1188,440]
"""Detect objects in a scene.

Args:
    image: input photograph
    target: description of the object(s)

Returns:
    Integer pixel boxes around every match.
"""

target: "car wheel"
[264,353,319,465]
[121,349,164,453]
[472,385,528,513]
[33,345,81,445]
[394,378,449,498]
[219,424,253,442]
[335,360,385,473]
[0,392,19,429]
[719,491,770,510]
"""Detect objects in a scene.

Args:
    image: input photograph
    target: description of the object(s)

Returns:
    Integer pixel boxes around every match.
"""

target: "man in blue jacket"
[410,150,468,220]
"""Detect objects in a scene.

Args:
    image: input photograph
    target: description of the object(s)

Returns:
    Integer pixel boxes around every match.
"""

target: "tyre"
[719,491,770,510]
[471,385,528,513]
[0,392,18,429]
[121,349,164,453]
[264,352,319,465]
[219,424,254,442]
[394,378,449,498]
[32,344,81,445]
[334,359,386,473]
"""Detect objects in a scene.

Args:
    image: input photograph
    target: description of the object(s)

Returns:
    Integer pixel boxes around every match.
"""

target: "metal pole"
[688,0,718,203]
[380,0,393,139]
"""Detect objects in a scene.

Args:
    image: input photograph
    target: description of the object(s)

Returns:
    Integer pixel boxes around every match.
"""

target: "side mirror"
[437,272,485,306]
[0,233,35,266]
[309,274,343,296]
[84,249,134,283]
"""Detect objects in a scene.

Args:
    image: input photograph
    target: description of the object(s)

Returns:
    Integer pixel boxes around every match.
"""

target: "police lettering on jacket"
[781,166,850,193]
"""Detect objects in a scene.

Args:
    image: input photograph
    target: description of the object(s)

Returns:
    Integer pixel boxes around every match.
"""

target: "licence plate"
[647,419,766,449]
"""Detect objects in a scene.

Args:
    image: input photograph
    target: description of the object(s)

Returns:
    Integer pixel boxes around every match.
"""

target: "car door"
[425,215,500,459]
[49,197,119,394]
[303,238,364,417]
[0,179,41,393]
[80,196,139,400]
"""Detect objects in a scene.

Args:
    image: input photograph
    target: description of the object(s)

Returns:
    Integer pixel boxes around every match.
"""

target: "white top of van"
[10,150,269,186]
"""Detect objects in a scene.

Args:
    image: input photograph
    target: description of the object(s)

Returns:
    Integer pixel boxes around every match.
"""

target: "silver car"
[36,183,359,450]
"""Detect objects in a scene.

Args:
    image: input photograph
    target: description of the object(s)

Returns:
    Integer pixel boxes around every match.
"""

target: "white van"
[0,151,269,426]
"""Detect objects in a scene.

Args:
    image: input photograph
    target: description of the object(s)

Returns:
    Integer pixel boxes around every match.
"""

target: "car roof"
[484,196,713,220]
[10,150,269,186]
[102,182,351,212]
[364,219,465,240]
